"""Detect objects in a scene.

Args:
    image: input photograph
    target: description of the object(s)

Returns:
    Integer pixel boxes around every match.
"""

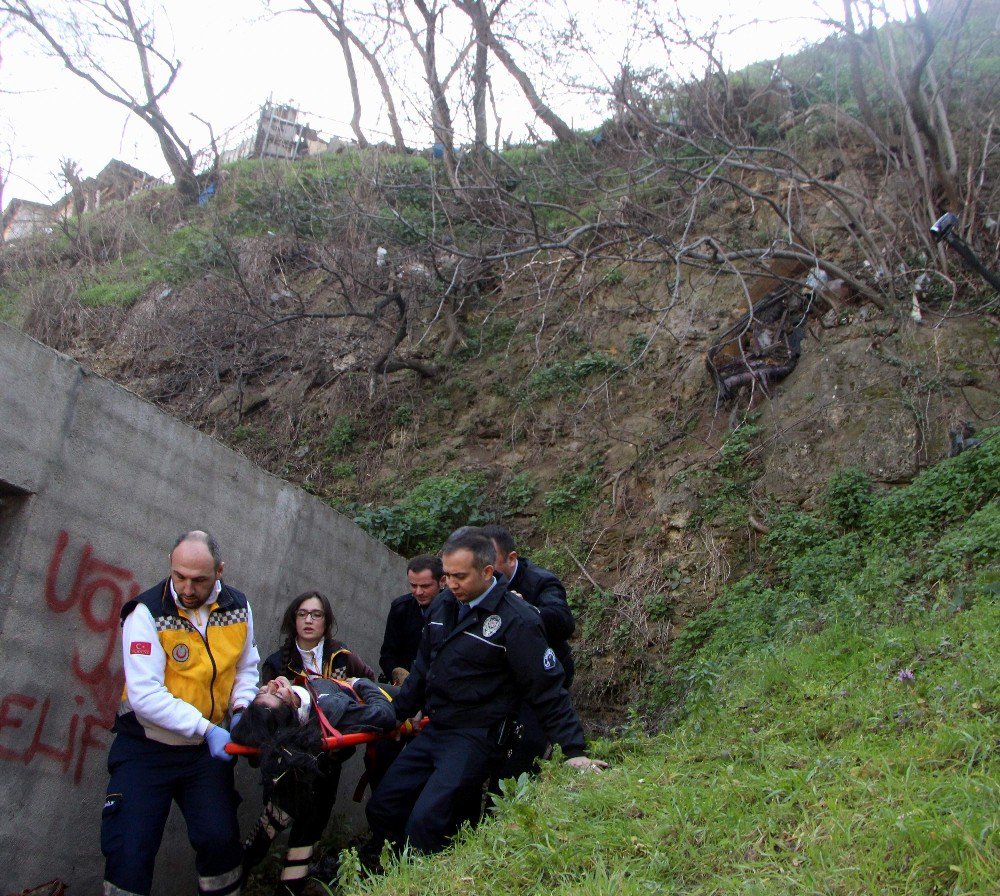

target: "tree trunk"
[345,30,408,151]
[302,1,370,148]
[1,0,201,204]
[482,26,576,142]
[842,0,880,139]
[907,0,962,209]
[454,0,491,150]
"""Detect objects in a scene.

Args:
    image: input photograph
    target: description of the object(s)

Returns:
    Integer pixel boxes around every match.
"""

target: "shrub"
[667,433,1000,718]
[324,415,355,456]
[501,472,537,515]
[353,473,488,555]
[540,465,599,533]
[865,430,999,544]
[821,466,874,530]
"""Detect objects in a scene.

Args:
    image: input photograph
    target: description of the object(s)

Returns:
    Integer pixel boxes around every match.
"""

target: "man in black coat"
[364,555,446,804]
[365,529,605,857]
[482,524,575,684]
[378,554,445,685]
[482,524,577,783]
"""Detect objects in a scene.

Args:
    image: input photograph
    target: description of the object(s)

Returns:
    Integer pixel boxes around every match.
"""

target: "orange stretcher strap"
[225,716,426,756]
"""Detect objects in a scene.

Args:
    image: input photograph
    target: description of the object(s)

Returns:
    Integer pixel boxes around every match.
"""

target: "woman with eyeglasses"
[261,591,376,686]
[250,591,377,894]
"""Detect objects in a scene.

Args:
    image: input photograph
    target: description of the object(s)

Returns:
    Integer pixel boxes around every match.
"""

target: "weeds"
[352,437,1000,896]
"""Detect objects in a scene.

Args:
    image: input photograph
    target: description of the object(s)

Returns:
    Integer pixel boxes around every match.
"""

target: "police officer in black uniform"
[482,524,575,683]
[364,529,605,856]
[482,523,578,785]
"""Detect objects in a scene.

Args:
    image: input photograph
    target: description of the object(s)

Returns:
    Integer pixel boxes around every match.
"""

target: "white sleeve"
[230,602,261,712]
[122,605,209,738]
[290,685,312,725]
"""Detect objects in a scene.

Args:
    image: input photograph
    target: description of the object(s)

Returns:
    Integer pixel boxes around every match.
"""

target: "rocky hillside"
[2,3,998,729]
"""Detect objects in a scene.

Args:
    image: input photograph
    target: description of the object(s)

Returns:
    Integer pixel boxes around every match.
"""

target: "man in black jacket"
[365,529,604,857]
[378,555,444,685]
[482,524,575,684]
[367,555,445,797]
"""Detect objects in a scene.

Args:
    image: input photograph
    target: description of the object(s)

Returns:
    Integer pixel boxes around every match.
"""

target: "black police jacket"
[508,558,576,682]
[394,581,586,758]
[378,593,426,681]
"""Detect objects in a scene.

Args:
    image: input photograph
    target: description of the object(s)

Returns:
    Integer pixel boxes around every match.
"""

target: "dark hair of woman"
[232,698,296,749]
[233,698,328,812]
[277,591,337,676]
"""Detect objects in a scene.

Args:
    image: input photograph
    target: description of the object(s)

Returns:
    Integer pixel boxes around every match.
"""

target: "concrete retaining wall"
[0,324,406,893]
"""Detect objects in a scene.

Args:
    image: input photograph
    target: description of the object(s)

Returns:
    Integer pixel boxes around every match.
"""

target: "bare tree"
[59,158,86,219]
[304,0,372,148]
[0,0,201,203]
[452,0,577,143]
[279,0,412,151]
[904,0,963,210]
[0,144,10,247]
[408,0,459,159]
[457,0,493,150]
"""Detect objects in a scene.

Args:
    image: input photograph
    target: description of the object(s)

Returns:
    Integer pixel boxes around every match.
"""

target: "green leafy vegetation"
[0,288,20,322]
[519,353,623,403]
[352,473,488,555]
[324,414,355,457]
[500,472,537,515]
[689,414,764,530]
[540,463,601,534]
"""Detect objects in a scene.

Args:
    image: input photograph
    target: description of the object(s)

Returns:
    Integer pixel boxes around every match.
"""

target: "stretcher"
[225,716,426,755]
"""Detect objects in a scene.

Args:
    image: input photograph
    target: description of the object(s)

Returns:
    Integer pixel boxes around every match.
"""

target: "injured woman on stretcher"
[232,675,399,894]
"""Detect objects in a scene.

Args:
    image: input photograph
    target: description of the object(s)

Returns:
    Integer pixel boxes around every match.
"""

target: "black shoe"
[357,839,384,876]
[308,851,340,886]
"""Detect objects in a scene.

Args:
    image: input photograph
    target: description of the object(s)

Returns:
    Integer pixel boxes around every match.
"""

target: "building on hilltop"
[2,159,157,242]
[1,198,57,242]
[210,101,356,169]
[54,159,159,218]
[216,101,323,165]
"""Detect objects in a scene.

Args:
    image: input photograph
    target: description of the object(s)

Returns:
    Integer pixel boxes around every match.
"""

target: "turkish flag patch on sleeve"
[130,641,152,655]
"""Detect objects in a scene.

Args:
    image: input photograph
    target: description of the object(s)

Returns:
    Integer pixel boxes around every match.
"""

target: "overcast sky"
[1,1,907,204]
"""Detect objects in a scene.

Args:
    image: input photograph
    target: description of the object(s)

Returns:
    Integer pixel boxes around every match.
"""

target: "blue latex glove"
[230,710,244,732]
[205,725,234,762]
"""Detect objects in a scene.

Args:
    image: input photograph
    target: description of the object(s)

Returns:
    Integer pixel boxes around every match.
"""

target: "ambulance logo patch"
[172,644,190,663]
[130,641,151,655]
[543,648,557,670]
[482,615,502,638]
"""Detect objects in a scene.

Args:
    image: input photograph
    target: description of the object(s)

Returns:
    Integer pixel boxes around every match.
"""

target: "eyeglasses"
[296,609,325,621]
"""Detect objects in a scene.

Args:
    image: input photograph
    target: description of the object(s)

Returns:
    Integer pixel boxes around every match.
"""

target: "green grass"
[0,288,20,322]
[336,435,999,896]
[345,594,998,896]
[351,472,489,555]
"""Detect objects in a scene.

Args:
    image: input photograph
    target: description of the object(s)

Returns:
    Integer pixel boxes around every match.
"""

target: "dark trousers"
[242,753,346,892]
[101,734,242,896]
[366,734,409,794]
[365,725,498,855]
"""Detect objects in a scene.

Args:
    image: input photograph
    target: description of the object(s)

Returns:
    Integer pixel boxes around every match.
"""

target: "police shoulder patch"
[482,614,502,637]
[542,647,557,670]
